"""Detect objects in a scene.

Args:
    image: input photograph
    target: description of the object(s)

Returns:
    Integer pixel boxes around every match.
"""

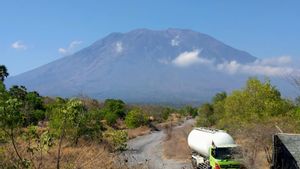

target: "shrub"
[103,99,125,118]
[125,109,148,129]
[179,105,198,117]
[104,111,118,126]
[103,129,128,151]
[75,109,104,142]
[162,107,172,121]
[0,130,6,143]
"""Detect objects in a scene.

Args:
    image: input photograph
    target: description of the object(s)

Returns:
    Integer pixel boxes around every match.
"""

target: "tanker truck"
[188,127,242,169]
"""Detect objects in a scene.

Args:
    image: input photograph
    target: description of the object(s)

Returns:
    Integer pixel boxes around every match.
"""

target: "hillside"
[6,28,256,104]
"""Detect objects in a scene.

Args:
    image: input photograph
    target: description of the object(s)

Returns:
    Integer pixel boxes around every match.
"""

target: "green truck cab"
[209,145,241,169]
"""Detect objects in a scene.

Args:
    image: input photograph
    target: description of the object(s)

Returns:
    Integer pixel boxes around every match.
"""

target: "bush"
[28,110,45,125]
[180,106,198,117]
[76,109,104,141]
[162,107,172,121]
[104,111,118,126]
[103,99,125,118]
[103,129,128,151]
[0,130,6,143]
[125,109,148,129]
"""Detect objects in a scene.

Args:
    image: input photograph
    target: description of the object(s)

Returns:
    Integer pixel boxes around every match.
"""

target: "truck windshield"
[214,147,242,160]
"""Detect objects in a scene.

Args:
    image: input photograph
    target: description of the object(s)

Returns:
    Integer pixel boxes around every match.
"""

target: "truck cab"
[209,145,242,169]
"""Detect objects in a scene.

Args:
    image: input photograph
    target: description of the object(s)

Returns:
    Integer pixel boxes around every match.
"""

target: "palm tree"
[0,65,9,82]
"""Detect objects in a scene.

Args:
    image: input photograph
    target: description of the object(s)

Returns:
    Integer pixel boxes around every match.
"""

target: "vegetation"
[0,65,196,168]
[0,65,9,82]
[180,105,198,118]
[103,129,128,151]
[125,109,148,129]
[196,77,300,169]
[5,62,298,169]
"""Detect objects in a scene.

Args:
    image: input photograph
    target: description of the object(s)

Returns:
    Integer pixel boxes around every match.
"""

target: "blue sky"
[1,0,300,75]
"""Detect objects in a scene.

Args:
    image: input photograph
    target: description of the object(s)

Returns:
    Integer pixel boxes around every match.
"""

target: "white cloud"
[58,40,82,55]
[216,61,240,74]
[58,48,67,54]
[172,49,212,67]
[171,35,180,46]
[11,41,27,50]
[69,41,82,49]
[115,41,123,53]
[169,51,298,76]
[217,56,298,77]
[254,56,292,66]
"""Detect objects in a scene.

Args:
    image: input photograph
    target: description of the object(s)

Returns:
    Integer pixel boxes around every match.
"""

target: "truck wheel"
[205,161,211,169]
[191,158,197,168]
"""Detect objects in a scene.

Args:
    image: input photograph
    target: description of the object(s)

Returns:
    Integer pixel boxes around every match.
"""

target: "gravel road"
[121,119,195,169]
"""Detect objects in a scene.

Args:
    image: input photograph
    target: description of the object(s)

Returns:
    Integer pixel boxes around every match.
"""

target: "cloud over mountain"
[216,56,298,77]
[58,40,82,55]
[172,49,212,67]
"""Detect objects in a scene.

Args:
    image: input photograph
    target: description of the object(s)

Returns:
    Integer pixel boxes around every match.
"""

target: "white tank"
[187,128,235,157]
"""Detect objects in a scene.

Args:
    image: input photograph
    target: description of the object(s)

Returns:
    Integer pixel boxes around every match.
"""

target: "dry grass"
[127,126,151,139]
[1,139,149,169]
[2,141,114,169]
[233,117,299,169]
[156,113,183,130]
[162,120,193,162]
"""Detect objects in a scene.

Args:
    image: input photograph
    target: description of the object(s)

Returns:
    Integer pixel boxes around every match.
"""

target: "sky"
[1,0,300,76]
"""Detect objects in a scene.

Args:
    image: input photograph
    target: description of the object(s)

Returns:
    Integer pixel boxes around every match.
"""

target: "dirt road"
[121,119,195,169]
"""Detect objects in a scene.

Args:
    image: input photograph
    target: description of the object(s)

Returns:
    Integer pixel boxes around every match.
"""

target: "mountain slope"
[7,28,256,104]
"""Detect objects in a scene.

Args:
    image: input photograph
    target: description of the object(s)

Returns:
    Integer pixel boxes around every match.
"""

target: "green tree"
[72,108,104,145]
[125,109,148,128]
[0,81,6,94]
[48,99,85,169]
[0,98,24,165]
[218,77,291,130]
[102,99,125,126]
[81,109,104,139]
[9,85,27,100]
[196,103,214,127]
[212,92,227,119]
[212,91,227,104]
[9,86,45,126]
[0,65,9,82]
[104,111,118,126]
[24,91,45,125]
[103,99,125,118]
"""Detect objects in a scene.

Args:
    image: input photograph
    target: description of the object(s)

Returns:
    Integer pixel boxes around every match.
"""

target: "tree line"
[0,65,198,169]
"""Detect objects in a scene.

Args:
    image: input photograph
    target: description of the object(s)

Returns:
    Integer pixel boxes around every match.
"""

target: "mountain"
[6,28,257,104]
